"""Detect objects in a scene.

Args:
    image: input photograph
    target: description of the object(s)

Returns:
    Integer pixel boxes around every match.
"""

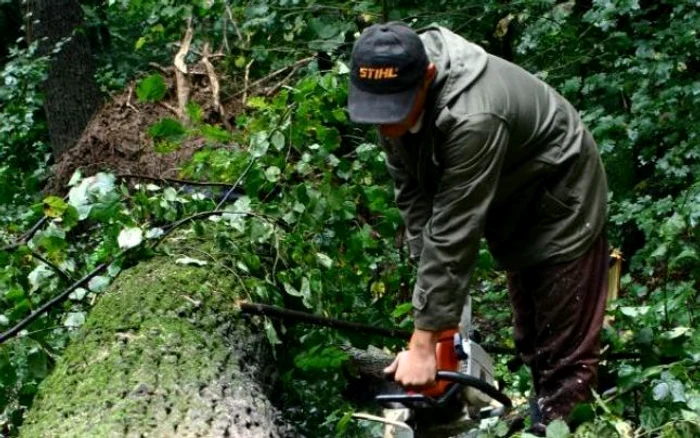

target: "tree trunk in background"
[28,0,101,160]
[19,256,292,437]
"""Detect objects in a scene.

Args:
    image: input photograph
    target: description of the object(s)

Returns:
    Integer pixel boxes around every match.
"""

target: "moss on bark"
[20,256,290,437]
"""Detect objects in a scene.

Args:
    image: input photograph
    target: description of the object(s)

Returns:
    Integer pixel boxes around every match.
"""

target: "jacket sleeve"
[383,141,433,260]
[413,113,509,331]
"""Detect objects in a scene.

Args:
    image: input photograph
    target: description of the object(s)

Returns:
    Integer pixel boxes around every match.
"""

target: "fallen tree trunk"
[20,256,292,437]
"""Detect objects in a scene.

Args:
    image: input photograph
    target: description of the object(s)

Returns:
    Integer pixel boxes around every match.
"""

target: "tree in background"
[28,0,101,159]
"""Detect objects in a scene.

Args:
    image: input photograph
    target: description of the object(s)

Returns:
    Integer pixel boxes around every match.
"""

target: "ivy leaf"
[620,306,650,317]
[136,74,167,102]
[43,196,67,218]
[28,264,54,292]
[653,382,670,401]
[283,282,302,297]
[68,169,82,187]
[391,302,413,318]
[118,227,143,250]
[661,327,691,340]
[316,253,333,269]
[87,276,110,292]
[175,257,208,267]
[300,277,312,309]
[145,228,164,239]
[271,131,285,150]
[250,131,270,157]
[264,166,281,182]
[68,287,88,301]
[546,419,570,438]
[264,318,282,345]
[669,380,686,403]
[63,312,86,328]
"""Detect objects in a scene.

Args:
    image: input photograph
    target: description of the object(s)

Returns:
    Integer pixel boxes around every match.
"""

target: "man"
[347,22,609,427]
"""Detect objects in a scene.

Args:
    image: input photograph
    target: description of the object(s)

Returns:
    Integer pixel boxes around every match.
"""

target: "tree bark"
[19,257,292,437]
[28,0,101,159]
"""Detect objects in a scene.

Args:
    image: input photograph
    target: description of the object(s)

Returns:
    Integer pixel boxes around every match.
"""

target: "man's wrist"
[409,328,439,353]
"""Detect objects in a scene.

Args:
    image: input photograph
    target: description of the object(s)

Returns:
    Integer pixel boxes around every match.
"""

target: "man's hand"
[383,329,438,388]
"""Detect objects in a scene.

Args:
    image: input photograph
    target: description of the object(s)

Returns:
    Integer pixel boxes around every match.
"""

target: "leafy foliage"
[1,0,699,437]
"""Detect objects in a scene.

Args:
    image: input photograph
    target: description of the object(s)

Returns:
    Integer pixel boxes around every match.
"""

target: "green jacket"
[382,26,608,331]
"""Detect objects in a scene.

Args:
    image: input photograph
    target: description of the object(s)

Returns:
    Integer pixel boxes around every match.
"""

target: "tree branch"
[0,261,112,345]
[239,302,413,340]
[117,173,238,188]
[1,215,48,252]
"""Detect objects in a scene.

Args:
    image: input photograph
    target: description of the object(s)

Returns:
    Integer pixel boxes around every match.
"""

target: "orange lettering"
[358,67,399,80]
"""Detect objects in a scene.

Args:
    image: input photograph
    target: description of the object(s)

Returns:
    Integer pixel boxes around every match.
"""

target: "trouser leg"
[507,233,609,421]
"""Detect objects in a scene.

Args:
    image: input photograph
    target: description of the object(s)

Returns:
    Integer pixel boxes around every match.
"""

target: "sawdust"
[45,72,244,195]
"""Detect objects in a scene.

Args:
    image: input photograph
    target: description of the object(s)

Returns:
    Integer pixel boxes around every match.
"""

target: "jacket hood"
[418,26,488,112]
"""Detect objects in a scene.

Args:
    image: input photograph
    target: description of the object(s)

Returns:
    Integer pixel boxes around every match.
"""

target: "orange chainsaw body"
[416,328,460,398]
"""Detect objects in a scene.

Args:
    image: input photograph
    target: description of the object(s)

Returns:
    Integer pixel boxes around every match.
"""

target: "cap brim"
[348,82,419,124]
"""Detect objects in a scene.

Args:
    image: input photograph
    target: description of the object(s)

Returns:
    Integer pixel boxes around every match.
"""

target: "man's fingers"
[383,353,400,375]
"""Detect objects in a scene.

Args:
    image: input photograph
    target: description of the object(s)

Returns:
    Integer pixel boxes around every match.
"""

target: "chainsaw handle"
[435,371,512,410]
[378,370,512,411]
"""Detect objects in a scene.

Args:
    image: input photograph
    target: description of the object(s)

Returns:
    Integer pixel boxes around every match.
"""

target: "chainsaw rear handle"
[379,370,512,412]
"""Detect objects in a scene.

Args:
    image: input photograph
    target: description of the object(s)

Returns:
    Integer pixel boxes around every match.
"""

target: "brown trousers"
[506,233,609,421]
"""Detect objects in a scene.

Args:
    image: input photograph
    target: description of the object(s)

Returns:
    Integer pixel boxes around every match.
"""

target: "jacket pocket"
[412,286,429,311]
[540,188,575,221]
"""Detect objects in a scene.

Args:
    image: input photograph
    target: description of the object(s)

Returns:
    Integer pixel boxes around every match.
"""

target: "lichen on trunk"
[20,256,291,437]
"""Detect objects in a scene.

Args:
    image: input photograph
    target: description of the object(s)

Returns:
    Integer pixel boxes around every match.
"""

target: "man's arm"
[385,113,509,386]
[413,113,509,331]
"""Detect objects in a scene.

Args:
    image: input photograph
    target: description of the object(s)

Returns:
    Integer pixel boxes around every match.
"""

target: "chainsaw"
[352,298,512,438]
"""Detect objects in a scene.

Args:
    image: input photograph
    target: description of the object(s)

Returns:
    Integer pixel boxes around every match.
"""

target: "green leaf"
[118,227,143,250]
[200,124,232,143]
[135,36,147,50]
[68,287,88,301]
[661,327,692,340]
[391,302,413,318]
[264,318,282,345]
[300,277,312,309]
[249,131,270,157]
[283,282,301,297]
[186,102,203,123]
[27,349,49,379]
[653,382,670,401]
[546,419,570,438]
[28,264,54,292]
[246,96,267,109]
[68,169,83,187]
[43,196,67,218]
[136,74,167,102]
[64,311,86,328]
[669,380,686,403]
[87,276,110,293]
[271,131,285,150]
[335,410,353,435]
[669,248,699,269]
[264,166,281,182]
[316,253,333,269]
[62,205,80,229]
[175,257,208,267]
[620,306,650,317]
[148,118,186,142]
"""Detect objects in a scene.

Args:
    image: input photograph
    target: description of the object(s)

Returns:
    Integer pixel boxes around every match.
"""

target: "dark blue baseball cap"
[348,22,429,124]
